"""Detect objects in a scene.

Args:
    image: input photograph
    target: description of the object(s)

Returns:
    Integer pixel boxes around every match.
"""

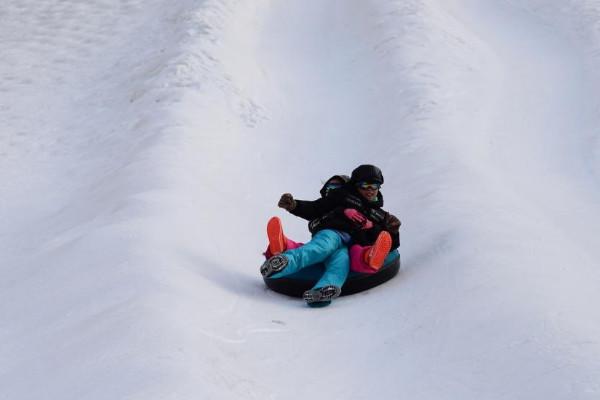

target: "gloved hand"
[344,208,373,229]
[278,193,296,211]
[385,214,401,233]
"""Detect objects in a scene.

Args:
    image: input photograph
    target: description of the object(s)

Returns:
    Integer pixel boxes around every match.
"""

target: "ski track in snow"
[1,0,600,399]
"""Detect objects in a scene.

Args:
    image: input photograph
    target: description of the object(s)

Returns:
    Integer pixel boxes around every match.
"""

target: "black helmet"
[350,165,384,185]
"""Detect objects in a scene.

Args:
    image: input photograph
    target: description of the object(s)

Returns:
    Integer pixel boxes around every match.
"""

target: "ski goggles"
[324,182,342,196]
[325,182,343,190]
[357,182,381,190]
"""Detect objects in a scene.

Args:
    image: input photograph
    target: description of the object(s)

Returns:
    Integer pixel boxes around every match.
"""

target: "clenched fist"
[278,193,296,211]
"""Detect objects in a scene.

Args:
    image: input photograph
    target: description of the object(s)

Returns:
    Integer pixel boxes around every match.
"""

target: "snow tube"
[263,250,401,297]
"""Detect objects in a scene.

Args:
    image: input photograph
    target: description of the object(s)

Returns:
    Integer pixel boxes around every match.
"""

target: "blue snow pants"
[270,229,350,290]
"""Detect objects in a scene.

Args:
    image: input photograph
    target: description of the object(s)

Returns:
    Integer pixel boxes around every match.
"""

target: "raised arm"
[277,192,338,221]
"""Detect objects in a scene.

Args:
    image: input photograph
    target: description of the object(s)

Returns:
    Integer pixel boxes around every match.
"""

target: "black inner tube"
[263,253,401,297]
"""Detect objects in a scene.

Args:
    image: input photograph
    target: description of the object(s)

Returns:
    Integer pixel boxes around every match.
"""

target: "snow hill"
[2,0,600,399]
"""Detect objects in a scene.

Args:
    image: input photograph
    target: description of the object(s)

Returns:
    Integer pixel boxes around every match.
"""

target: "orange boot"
[364,231,392,270]
[267,216,287,255]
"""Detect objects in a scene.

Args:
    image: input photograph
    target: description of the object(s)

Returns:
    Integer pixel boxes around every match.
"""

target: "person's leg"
[349,244,377,273]
[264,239,303,259]
[365,231,392,269]
[266,216,286,255]
[312,246,349,289]
[263,230,341,278]
[302,247,349,306]
[285,238,303,251]
[265,216,303,258]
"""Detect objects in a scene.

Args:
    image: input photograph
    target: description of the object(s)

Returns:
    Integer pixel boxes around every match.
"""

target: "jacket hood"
[319,175,350,197]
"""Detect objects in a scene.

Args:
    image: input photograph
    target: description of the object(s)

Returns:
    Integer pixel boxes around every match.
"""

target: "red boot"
[267,216,286,255]
[364,231,392,270]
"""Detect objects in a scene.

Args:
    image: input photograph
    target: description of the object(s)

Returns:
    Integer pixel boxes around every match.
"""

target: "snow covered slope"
[1,0,600,399]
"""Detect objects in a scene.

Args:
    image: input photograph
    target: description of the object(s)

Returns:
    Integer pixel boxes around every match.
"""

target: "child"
[263,175,348,257]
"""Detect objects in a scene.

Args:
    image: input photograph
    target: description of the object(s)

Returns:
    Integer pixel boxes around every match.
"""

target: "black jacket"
[289,184,400,250]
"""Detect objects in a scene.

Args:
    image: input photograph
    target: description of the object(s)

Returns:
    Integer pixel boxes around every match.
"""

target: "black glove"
[385,214,401,233]
[278,193,296,211]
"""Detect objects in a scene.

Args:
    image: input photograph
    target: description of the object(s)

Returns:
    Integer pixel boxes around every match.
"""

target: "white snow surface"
[2,0,600,398]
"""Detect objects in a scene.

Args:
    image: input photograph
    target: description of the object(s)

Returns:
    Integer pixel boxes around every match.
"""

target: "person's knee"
[328,248,349,268]
[314,229,342,247]
[333,248,349,261]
